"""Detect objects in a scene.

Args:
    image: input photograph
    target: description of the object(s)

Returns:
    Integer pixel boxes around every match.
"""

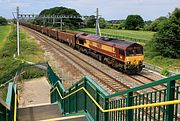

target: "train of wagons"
[21,22,145,74]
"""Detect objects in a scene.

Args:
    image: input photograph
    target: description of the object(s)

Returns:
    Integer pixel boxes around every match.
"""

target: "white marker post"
[17,6,20,56]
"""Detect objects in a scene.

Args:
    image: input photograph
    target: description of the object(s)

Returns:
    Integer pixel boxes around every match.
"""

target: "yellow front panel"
[125,55,144,65]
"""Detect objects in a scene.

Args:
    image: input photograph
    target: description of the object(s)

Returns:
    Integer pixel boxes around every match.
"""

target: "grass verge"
[0,25,46,85]
[0,25,11,48]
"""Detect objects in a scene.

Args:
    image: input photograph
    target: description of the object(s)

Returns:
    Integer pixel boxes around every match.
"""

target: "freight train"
[21,22,145,74]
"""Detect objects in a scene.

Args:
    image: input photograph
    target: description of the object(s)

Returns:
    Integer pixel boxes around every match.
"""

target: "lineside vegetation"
[0,25,46,85]
[0,25,11,46]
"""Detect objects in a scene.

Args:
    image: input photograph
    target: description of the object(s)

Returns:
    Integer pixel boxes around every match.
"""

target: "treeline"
[0,16,8,25]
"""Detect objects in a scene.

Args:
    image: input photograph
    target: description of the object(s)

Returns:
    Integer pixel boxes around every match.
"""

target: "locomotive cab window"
[79,39,85,45]
[126,48,134,56]
[136,47,143,55]
[119,49,124,56]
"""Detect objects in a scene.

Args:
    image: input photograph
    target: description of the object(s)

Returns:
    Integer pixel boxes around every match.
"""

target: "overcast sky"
[0,0,179,20]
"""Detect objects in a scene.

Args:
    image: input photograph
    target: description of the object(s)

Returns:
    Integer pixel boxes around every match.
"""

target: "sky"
[0,0,179,21]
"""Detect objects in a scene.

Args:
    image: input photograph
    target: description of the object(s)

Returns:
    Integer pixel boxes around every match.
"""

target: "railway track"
[23,26,180,121]
[128,74,166,92]
[24,27,130,94]
[23,26,169,93]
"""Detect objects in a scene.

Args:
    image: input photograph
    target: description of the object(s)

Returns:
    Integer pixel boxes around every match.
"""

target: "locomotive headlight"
[127,61,131,64]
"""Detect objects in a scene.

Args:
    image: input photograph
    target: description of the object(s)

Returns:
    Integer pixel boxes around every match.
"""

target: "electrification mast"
[95,8,101,36]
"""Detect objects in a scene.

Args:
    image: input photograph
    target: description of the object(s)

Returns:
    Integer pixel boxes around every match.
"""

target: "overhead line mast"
[96,8,101,36]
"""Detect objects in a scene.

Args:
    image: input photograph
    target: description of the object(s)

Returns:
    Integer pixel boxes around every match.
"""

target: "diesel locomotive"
[21,22,145,74]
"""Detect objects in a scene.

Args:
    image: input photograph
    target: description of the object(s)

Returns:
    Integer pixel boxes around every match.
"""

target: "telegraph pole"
[17,6,20,56]
[96,8,101,36]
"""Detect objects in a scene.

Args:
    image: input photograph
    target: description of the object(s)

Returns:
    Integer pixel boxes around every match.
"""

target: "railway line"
[24,26,129,94]
[23,26,167,93]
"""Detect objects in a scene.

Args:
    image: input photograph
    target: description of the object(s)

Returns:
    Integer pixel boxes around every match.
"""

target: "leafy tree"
[0,16,7,25]
[84,15,96,28]
[152,8,180,58]
[125,15,144,30]
[34,7,83,29]
[148,17,167,31]
[145,20,152,25]
[99,17,107,29]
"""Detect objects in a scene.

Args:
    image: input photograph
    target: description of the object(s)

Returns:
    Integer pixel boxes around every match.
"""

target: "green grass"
[77,28,156,43]
[0,25,46,85]
[145,53,180,74]
[0,25,11,47]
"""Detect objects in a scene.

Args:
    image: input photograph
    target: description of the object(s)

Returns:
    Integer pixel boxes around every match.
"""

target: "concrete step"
[40,115,87,121]
[18,103,62,121]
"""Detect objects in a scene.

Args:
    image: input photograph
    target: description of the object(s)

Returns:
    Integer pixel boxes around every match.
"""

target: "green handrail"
[48,63,180,121]
[50,83,180,112]
[0,82,18,121]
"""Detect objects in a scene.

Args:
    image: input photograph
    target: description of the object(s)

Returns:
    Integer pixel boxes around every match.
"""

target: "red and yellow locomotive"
[76,34,144,74]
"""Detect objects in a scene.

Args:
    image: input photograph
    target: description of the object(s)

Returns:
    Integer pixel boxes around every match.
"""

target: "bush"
[22,67,46,79]
[0,16,8,25]
[160,68,170,76]
[152,8,180,58]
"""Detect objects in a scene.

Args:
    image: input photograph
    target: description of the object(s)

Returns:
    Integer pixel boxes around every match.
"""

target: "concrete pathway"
[19,77,51,108]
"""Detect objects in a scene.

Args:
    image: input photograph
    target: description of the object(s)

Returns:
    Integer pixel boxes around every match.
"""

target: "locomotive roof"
[79,34,142,49]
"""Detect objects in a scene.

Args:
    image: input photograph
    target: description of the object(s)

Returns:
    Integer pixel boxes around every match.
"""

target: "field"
[77,28,156,43]
[0,25,11,47]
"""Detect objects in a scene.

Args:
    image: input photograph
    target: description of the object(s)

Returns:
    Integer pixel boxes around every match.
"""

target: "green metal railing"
[0,82,18,121]
[48,64,180,121]
[107,75,180,121]
[48,64,109,120]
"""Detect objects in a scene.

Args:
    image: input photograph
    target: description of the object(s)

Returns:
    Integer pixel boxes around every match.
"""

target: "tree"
[0,16,7,25]
[125,15,144,30]
[34,7,83,29]
[84,15,96,28]
[99,17,107,29]
[152,8,180,58]
[148,17,167,31]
